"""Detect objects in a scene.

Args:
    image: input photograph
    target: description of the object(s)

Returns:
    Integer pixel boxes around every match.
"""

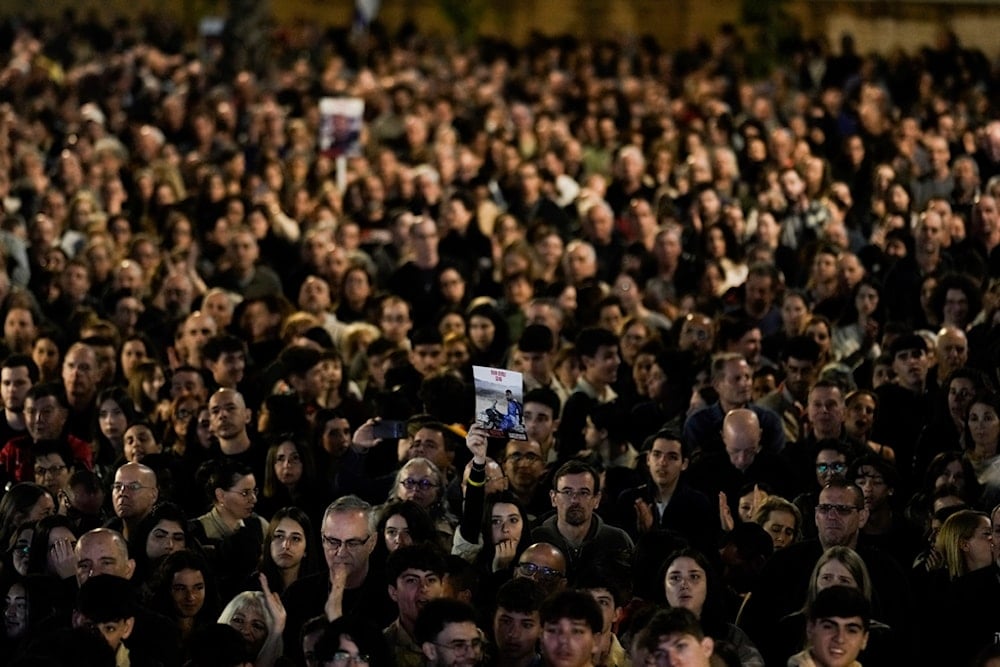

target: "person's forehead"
[819,487,855,504]
[496,607,539,621]
[79,534,120,557]
[650,438,682,454]
[523,401,552,417]
[556,472,594,489]
[815,615,865,627]
[324,511,369,535]
[438,621,479,640]
[209,393,241,408]
[414,428,444,443]
[817,449,846,462]
[507,440,543,456]
[810,387,841,402]
[27,395,60,408]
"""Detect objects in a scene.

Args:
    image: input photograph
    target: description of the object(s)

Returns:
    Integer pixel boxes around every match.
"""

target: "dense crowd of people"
[1,8,1000,667]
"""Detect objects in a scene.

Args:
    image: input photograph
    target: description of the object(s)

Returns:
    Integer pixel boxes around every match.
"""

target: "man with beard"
[384,543,448,667]
[417,598,485,667]
[530,460,633,581]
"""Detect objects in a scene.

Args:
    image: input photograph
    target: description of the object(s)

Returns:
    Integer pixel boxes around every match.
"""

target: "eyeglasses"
[34,464,67,477]
[507,452,542,464]
[230,487,259,499]
[435,637,483,654]
[516,562,565,581]
[111,481,152,493]
[321,534,371,551]
[330,651,371,666]
[554,488,594,500]
[401,478,439,491]
[816,504,861,516]
[816,463,847,475]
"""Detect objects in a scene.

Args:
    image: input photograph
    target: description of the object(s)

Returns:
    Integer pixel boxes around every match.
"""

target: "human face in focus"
[551,472,599,528]
[396,461,441,509]
[383,514,413,553]
[816,559,858,591]
[664,557,707,617]
[647,438,687,489]
[219,474,258,520]
[229,603,268,656]
[321,510,375,577]
[494,607,541,662]
[540,618,594,667]
[271,517,307,570]
[807,616,868,667]
[762,510,797,549]
[390,567,444,626]
[146,519,186,561]
[123,424,160,462]
[714,359,752,408]
[490,502,523,548]
[968,402,1000,452]
[815,486,867,548]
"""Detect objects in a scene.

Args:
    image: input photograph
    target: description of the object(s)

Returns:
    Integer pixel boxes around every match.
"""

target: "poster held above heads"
[473,366,527,441]
[318,97,364,159]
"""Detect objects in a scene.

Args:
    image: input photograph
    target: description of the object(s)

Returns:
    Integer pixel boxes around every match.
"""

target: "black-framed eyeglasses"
[434,637,483,654]
[816,463,847,475]
[401,478,439,491]
[330,651,371,666]
[516,562,565,581]
[816,504,861,516]
[321,534,371,551]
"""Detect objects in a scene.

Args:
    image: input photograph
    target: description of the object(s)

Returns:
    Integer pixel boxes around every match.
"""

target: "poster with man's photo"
[318,97,364,158]
[473,366,528,440]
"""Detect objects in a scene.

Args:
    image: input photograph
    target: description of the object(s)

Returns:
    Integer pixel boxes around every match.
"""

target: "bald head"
[722,408,762,471]
[936,325,969,379]
[517,542,568,595]
[75,528,135,585]
[112,462,158,522]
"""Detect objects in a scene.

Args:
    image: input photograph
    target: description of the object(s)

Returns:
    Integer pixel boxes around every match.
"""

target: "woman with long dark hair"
[150,549,220,648]
[253,507,320,594]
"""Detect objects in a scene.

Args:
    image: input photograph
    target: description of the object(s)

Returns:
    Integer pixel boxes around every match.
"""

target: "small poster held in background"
[473,366,527,441]
[318,97,364,159]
